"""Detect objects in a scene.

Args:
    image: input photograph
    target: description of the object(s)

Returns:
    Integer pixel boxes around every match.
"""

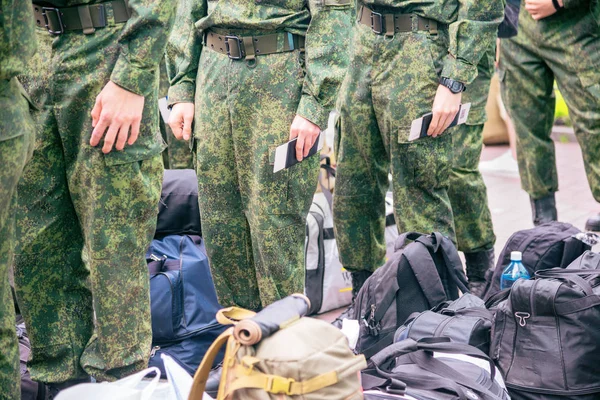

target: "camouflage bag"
[188,295,367,400]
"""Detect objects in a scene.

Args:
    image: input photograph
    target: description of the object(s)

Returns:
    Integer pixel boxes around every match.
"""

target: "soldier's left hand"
[525,0,562,20]
[90,81,145,153]
[289,115,320,162]
[428,85,462,137]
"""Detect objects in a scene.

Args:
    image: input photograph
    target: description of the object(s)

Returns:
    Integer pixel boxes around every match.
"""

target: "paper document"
[273,133,324,173]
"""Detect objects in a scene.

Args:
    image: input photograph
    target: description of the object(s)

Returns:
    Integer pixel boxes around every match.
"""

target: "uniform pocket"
[579,68,600,103]
[397,133,451,190]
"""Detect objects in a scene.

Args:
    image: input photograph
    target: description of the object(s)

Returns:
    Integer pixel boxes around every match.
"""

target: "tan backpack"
[188,296,366,400]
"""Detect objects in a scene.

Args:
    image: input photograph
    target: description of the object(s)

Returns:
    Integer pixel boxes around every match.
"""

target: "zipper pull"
[150,346,160,358]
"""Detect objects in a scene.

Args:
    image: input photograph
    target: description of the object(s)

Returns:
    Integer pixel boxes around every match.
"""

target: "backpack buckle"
[267,376,295,395]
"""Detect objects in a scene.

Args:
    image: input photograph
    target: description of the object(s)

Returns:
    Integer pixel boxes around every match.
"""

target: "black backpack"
[353,232,469,359]
[156,169,202,237]
[484,222,589,300]
[498,0,521,38]
[16,317,45,400]
[394,294,493,355]
[490,268,600,400]
[362,339,510,400]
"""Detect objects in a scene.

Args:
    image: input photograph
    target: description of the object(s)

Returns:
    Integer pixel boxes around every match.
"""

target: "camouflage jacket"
[1,1,37,81]
[166,0,354,129]
[362,0,505,85]
[30,0,176,96]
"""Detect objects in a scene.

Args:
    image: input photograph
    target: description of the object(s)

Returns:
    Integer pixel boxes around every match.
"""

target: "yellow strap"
[188,328,233,400]
[216,307,257,325]
[225,366,338,397]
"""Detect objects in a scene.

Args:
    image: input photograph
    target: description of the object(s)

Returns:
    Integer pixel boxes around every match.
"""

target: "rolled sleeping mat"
[233,294,311,345]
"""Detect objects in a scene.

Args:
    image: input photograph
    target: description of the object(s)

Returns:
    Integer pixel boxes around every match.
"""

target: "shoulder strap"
[434,233,470,295]
[535,269,600,296]
[188,328,233,400]
[216,307,257,325]
[401,240,448,308]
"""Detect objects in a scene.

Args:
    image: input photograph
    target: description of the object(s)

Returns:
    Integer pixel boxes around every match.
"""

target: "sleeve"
[562,0,589,9]
[441,0,505,85]
[296,0,355,130]
[109,0,177,96]
[165,0,207,106]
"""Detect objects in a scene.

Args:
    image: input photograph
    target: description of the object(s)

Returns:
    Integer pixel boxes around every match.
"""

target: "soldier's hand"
[525,0,562,20]
[90,81,144,153]
[428,85,462,137]
[169,103,195,141]
[289,115,320,162]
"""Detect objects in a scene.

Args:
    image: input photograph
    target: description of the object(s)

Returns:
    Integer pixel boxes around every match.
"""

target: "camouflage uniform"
[333,0,504,273]
[14,0,175,383]
[167,0,353,311]
[0,3,36,398]
[448,50,496,254]
[159,61,194,170]
[499,1,600,204]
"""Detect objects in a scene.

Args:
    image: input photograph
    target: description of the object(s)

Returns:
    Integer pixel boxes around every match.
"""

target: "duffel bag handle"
[535,268,600,296]
[394,232,426,252]
[216,307,257,325]
[188,328,233,400]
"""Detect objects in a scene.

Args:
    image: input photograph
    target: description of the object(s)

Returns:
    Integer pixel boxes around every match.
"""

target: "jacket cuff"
[167,81,196,106]
[110,54,156,97]
[296,94,329,131]
[441,57,478,86]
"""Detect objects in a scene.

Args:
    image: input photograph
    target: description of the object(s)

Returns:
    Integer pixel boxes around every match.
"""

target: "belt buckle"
[42,7,64,35]
[370,11,384,35]
[225,35,244,60]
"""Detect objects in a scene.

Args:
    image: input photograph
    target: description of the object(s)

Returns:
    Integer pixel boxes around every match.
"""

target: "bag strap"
[535,269,600,296]
[401,239,448,308]
[433,233,471,295]
[394,232,426,252]
[361,370,407,395]
[216,307,257,325]
[188,328,233,400]
[484,288,510,308]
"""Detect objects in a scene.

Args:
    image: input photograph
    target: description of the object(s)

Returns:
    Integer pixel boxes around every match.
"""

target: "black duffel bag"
[490,268,600,399]
[156,169,201,237]
[394,293,493,354]
[362,339,510,400]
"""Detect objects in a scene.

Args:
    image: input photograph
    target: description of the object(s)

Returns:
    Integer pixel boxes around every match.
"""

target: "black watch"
[440,77,466,94]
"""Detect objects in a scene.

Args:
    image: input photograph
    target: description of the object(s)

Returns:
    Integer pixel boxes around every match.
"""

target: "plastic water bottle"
[500,251,531,290]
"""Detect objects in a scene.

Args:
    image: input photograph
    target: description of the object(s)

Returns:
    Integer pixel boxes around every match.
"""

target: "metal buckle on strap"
[370,11,384,35]
[42,7,64,35]
[225,35,245,60]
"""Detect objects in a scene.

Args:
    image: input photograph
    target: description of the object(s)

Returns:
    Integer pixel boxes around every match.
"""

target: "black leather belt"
[358,5,438,37]
[203,31,305,61]
[33,0,130,35]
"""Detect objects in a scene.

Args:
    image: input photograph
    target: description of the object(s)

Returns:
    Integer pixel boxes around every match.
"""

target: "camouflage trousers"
[194,46,318,311]
[333,22,455,272]
[499,3,600,202]
[14,28,163,383]
[448,54,496,253]
[0,78,34,400]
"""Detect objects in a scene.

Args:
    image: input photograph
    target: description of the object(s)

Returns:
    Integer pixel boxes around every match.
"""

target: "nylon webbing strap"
[226,367,338,396]
[358,5,438,37]
[203,31,305,60]
[33,0,130,35]
[319,0,352,5]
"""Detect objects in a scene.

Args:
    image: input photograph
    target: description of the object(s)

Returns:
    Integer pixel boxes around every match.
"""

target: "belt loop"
[77,5,95,34]
[428,19,438,35]
[384,14,394,37]
[243,36,256,61]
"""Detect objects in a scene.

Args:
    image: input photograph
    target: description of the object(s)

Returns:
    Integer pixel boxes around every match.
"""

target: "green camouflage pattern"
[448,50,496,253]
[499,2,600,202]
[14,0,175,383]
[167,0,353,310]
[0,1,36,84]
[167,0,354,130]
[359,0,506,85]
[159,61,193,169]
[0,78,35,400]
[333,24,455,272]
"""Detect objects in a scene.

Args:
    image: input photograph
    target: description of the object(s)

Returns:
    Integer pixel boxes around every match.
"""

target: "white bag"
[55,367,164,400]
[305,192,352,314]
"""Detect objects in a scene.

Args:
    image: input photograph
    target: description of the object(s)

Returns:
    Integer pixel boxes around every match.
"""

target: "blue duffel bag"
[146,234,225,376]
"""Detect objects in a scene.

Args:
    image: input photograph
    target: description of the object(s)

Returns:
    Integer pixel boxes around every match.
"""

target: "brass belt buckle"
[42,7,64,35]
[225,35,245,60]
[370,11,384,35]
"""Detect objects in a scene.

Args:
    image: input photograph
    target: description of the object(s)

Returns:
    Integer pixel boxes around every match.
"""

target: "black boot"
[530,194,557,226]
[332,270,372,329]
[585,213,600,232]
[45,377,91,400]
[465,248,495,299]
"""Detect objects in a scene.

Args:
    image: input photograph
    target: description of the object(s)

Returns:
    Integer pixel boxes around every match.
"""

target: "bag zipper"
[153,321,223,345]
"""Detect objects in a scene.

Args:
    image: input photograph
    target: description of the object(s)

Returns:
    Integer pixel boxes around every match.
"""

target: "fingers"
[169,109,185,140]
[427,112,442,137]
[90,114,109,147]
[303,134,314,158]
[129,119,140,145]
[91,96,101,128]
[102,123,120,154]
[182,113,193,141]
[295,133,305,162]
[115,123,130,151]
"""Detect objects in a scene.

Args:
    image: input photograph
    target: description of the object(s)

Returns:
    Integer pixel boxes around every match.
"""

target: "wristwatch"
[440,77,466,94]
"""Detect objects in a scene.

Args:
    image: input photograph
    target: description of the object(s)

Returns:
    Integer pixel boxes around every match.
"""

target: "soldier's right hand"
[169,103,195,141]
